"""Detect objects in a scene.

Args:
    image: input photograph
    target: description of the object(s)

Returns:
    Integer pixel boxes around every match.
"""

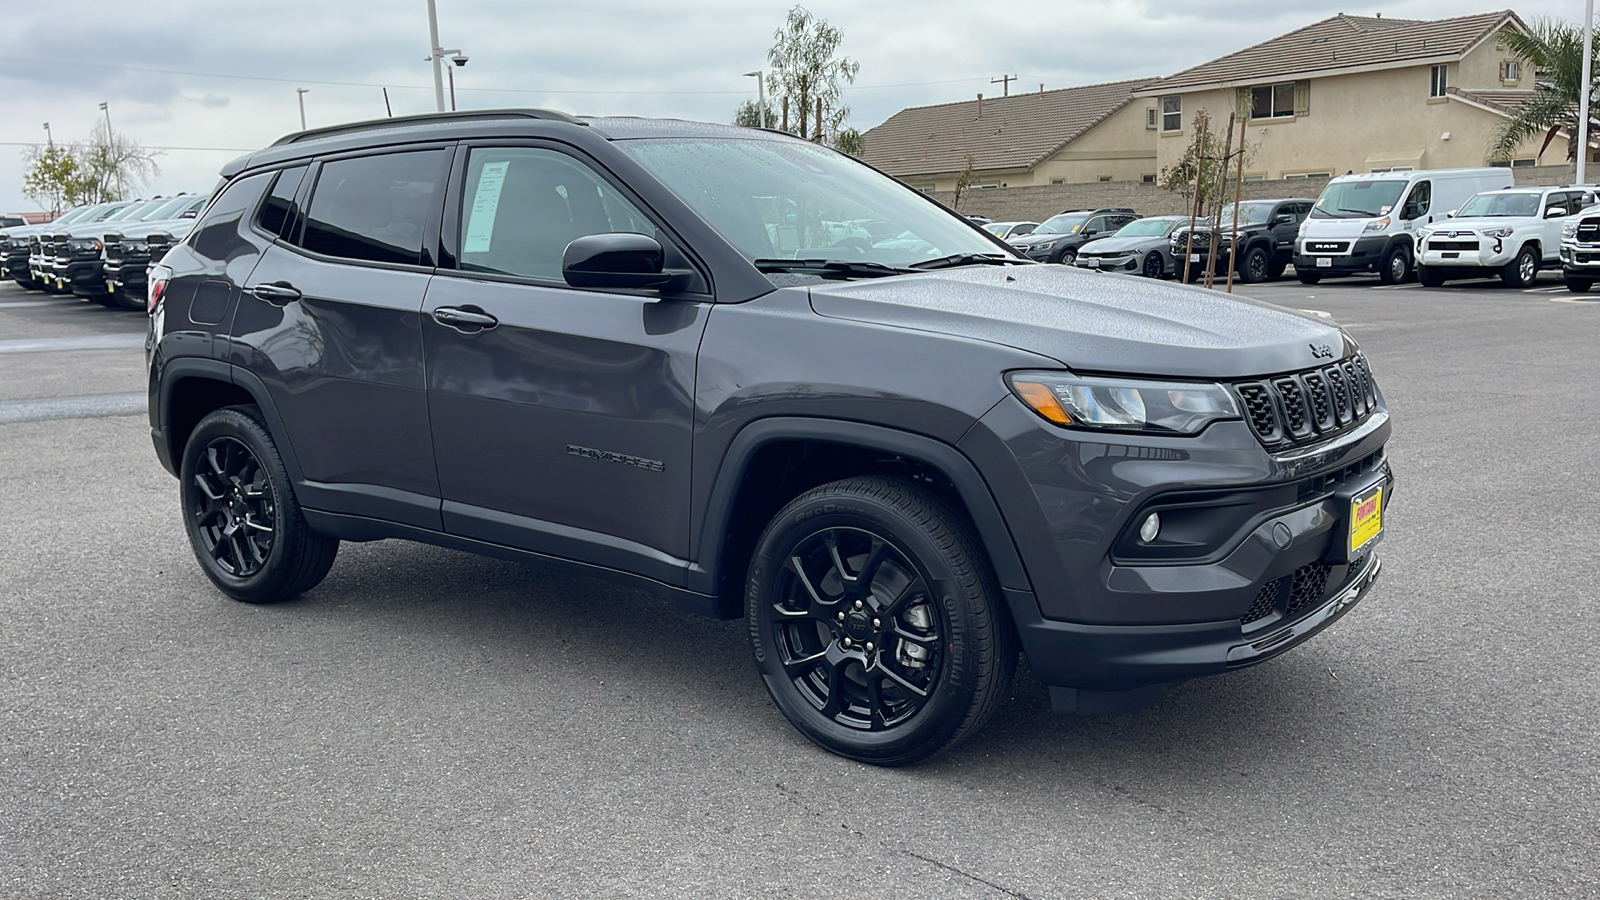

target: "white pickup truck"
[1415,185,1595,288]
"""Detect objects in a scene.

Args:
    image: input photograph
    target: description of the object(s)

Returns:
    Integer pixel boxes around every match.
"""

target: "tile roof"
[1142,10,1522,93]
[860,78,1152,178]
[1448,87,1536,115]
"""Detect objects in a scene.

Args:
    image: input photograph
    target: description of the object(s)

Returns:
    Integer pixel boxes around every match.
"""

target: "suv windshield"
[1311,180,1407,219]
[1114,217,1180,237]
[1455,191,1542,218]
[619,138,1007,267]
[1036,213,1092,235]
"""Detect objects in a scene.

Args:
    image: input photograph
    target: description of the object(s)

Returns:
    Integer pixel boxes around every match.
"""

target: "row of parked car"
[968,167,1600,291]
[0,194,206,310]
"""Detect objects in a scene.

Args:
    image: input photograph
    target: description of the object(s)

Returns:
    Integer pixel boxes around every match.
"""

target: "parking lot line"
[0,392,146,424]
[0,334,145,354]
[0,299,81,309]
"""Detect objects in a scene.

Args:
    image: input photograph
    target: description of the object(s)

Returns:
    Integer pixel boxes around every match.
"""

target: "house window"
[1489,158,1537,168]
[1250,82,1296,119]
[913,185,935,194]
[1430,65,1448,98]
[1284,171,1333,179]
[1243,174,1266,183]
[1162,95,1182,131]
[1370,166,1414,173]
[1140,173,1156,184]
[1050,178,1067,185]
[1098,175,1113,183]
[1146,108,1158,129]
[1501,61,1521,82]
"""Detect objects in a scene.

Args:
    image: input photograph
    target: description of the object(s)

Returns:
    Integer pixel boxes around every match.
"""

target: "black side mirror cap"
[1273,214,1294,225]
[563,233,671,289]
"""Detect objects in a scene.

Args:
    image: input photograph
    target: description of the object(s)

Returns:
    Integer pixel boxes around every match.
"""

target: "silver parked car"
[1073,215,1187,279]
[982,221,1038,241]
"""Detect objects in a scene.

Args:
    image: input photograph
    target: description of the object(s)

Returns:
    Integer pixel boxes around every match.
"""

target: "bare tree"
[77,120,161,203]
[765,6,860,145]
[951,155,976,211]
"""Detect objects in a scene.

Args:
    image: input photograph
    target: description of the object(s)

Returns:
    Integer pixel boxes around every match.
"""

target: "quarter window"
[1250,82,1296,118]
[1430,65,1448,98]
[300,150,446,266]
[256,165,308,239]
[456,147,660,282]
[1161,95,1182,131]
[189,172,274,262]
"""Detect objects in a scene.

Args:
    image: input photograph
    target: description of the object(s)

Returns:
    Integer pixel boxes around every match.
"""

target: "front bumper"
[1294,235,1392,275]
[1074,253,1140,273]
[1418,235,1513,271]
[1559,243,1600,271]
[65,256,108,293]
[959,391,1392,699]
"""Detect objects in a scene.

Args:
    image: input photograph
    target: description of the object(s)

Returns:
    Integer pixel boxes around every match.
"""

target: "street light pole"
[98,101,111,136]
[1580,0,1594,184]
[426,0,446,112]
[743,71,765,126]
[297,88,310,130]
[42,122,52,147]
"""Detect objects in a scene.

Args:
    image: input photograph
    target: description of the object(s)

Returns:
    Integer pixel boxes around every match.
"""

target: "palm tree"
[1489,18,1600,163]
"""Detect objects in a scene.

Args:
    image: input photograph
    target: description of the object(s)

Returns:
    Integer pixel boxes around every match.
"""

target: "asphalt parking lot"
[2,272,1597,899]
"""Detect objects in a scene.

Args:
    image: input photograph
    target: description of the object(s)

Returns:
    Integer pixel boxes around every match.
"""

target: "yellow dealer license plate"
[1349,484,1384,554]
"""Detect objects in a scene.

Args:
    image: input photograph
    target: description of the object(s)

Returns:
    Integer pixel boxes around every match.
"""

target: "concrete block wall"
[936,164,1581,222]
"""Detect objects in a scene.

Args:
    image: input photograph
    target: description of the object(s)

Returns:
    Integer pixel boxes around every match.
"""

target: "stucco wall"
[1029,102,1160,186]
[937,164,1577,224]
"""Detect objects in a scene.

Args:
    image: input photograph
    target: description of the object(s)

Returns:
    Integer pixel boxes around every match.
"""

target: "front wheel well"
[713,440,972,617]
[165,376,256,466]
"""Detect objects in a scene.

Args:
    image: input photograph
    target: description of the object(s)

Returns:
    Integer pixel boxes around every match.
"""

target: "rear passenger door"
[421,143,711,582]
[228,148,451,531]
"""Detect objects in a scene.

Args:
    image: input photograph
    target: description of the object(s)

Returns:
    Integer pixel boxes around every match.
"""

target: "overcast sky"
[0,0,1581,213]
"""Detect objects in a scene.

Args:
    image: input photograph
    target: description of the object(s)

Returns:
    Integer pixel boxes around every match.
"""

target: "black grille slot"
[1286,562,1332,616]
[1306,241,1349,253]
[1272,377,1311,439]
[1577,218,1600,242]
[1237,383,1280,442]
[1232,354,1379,450]
[1244,578,1284,625]
[1427,240,1478,252]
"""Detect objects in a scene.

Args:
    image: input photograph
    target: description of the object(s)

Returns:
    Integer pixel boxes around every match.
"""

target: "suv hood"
[1080,235,1160,254]
[1426,216,1520,233]
[808,265,1347,379]
[1301,218,1378,239]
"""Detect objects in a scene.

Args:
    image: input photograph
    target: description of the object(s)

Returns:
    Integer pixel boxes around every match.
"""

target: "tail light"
[148,268,171,315]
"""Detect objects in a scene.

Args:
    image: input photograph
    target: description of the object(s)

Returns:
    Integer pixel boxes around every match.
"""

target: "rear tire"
[746,476,1016,766]
[1416,265,1445,287]
[1501,245,1539,288]
[1565,273,1593,293]
[1378,245,1411,285]
[179,405,338,604]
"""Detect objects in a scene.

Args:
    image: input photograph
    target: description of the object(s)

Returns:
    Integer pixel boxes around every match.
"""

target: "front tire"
[1237,245,1270,283]
[1416,265,1445,287]
[179,405,338,604]
[1501,245,1539,288]
[1055,248,1077,266]
[1378,244,1411,285]
[1297,271,1322,285]
[746,476,1016,766]
[1566,273,1593,293]
[1141,251,1164,279]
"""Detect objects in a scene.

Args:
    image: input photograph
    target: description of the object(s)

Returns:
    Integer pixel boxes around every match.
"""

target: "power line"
[0,56,990,96]
[0,141,252,152]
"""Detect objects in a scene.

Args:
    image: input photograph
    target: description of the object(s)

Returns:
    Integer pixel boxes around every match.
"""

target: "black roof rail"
[271,108,584,146]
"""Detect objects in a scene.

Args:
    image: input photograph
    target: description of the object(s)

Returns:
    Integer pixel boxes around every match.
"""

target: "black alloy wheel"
[1502,245,1539,288]
[747,477,1015,766]
[180,406,338,604]
[1378,245,1411,285]
[1141,251,1164,279]
[1238,245,1270,283]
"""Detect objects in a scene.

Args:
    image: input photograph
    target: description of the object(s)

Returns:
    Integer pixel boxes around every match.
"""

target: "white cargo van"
[1295,168,1514,284]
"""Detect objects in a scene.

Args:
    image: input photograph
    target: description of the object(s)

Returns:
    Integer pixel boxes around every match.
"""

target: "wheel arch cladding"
[698,418,1032,618]
[160,362,306,486]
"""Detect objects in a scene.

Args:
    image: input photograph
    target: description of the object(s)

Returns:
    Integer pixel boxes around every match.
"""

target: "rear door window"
[299,150,446,265]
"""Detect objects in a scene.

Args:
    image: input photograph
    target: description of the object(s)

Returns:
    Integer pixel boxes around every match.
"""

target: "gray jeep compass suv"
[147,110,1392,765]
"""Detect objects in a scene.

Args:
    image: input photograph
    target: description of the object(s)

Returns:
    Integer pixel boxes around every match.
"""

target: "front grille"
[1232,353,1379,451]
[1577,217,1600,243]
[1244,578,1284,625]
[1427,239,1478,252]
[1305,241,1349,254]
[1286,562,1332,616]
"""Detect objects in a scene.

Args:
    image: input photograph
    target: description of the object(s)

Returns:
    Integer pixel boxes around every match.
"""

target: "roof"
[860,78,1153,178]
[1447,87,1536,115]
[1141,10,1523,94]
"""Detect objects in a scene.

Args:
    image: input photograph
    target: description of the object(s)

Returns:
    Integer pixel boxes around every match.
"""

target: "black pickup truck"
[1170,198,1313,283]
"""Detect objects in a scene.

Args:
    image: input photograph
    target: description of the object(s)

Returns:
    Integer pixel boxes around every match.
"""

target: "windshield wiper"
[910,252,1024,270]
[752,258,913,279]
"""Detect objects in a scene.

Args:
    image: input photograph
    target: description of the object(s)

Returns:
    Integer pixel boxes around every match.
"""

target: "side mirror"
[1082,229,1098,237]
[1545,206,1566,218]
[1273,214,1294,225]
[1445,209,1457,218]
[562,233,670,289]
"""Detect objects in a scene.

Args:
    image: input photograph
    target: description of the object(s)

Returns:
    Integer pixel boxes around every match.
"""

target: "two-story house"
[1136,10,1579,180]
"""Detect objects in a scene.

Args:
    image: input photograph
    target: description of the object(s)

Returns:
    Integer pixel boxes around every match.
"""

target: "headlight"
[1362,217,1390,234]
[1562,220,1579,238]
[127,240,148,253]
[68,238,103,252]
[1482,226,1514,239]
[1417,228,1433,242]
[1007,372,1242,435]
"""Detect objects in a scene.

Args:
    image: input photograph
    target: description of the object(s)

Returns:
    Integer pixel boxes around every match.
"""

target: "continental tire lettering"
[565,444,665,473]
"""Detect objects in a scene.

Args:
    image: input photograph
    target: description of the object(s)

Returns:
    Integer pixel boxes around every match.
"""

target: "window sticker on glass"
[463,161,510,253]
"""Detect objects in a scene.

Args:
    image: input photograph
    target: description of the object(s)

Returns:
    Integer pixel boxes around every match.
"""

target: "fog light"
[1139,512,1161,543]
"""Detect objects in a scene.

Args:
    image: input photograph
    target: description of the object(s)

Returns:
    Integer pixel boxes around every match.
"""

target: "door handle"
[246,282,302,305]
[431,305,499,331]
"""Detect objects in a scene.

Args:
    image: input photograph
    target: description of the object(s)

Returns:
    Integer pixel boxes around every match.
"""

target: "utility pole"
[42,122,52,147]
[426,0,446,112]
[1580,0,1594,183]
[990,74,1017,97]
[297,88,310,130]
[743,71,766,127]
[1226,115,1246,293]
[99,101,111,135]
[98,102,119,199]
